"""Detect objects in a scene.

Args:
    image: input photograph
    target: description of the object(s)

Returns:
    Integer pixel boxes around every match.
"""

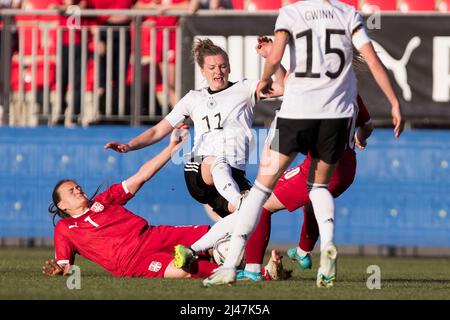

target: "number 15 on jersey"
[295,28,346,79]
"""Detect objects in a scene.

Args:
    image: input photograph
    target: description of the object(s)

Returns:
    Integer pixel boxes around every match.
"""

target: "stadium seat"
[284,0,358,8]
[338,0,359,9]
[399,0,436,11]
[247,0,283,11]
[23,0,58,9]
[360,0,397,13]
[231,0,245,10]
[437,0,450,11]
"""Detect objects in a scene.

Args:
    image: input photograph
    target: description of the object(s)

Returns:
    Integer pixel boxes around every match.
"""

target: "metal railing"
[0,9,192,127]
[2,9,449,128]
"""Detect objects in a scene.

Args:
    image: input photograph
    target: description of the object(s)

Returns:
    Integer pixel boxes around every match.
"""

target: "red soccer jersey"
[54,182,150,276]
[87,0,136,24]
[143,0,188,27]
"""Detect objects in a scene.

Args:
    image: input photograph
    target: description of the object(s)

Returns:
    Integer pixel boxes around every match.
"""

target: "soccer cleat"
[286,247,312,270]
[263,249,285,281]
[316,243,338,288]
[203,267,236,286]
[174,245,197,269]
[236,269,263,282]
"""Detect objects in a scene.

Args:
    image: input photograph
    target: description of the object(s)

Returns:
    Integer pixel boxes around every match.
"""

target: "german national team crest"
[207,97,217,109]
[148,261,162,272]
[90,202,104,213]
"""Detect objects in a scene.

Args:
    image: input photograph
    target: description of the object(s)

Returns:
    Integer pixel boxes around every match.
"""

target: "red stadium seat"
[399,0,436,11]
[360,0,397,13]
[247,0,283,11]
[338,0,359,9]
[231,0,245,10]
[285,0,358,8]
[23,0,59,9]
[437,0,450,11]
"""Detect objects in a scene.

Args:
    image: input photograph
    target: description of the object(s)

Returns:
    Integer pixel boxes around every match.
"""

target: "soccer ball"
[212,233,245,268]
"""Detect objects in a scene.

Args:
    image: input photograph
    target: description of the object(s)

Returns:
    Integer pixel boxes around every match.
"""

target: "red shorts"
[273,150,357,212]
[130,225,210,278]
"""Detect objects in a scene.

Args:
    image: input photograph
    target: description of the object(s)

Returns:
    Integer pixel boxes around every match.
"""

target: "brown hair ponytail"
[191,38,229,69]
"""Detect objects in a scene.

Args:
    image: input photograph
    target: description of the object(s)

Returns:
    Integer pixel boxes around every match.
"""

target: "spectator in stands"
[0,0,21,8]
[87,0,135,120]
[188,0,233,13]
[134,0,191,110]
[49,0,87,126]
[0,0,22,126]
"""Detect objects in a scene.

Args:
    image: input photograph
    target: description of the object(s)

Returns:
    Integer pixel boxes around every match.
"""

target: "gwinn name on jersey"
[275,0,371,120]
[165,78,259,171]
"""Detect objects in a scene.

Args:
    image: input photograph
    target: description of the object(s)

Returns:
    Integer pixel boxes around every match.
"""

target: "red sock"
[245,207,272,265]
[190,260,218,279]
[299,204,319,252]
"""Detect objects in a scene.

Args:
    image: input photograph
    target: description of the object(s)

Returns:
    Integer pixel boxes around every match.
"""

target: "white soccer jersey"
[165,79,259,171]
[275,0,371,119]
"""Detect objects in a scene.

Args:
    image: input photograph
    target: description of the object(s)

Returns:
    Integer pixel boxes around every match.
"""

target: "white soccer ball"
[212,233,245,268]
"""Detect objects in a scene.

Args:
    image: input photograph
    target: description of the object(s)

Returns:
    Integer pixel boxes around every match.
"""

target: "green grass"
[1,248,449,300]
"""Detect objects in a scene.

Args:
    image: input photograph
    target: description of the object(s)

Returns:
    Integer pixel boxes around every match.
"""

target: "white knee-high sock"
[190,213,238,253]
[223,181,272,269]
[211,157,242,207]
[308,184,335,251]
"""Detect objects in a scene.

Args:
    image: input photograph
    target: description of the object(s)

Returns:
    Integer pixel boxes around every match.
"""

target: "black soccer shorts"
[183,157,252,218]
[269,117,352,164]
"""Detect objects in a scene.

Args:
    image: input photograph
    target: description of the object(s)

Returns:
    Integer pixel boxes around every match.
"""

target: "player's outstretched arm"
[358,42,404,138]
[124,124,189,195]
[104,119,174,153]
[255,36,287,98]
[257,30,289,99]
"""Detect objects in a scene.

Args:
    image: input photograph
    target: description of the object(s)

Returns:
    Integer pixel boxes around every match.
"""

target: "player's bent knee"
[210,156,229,174]
[263,194,284,213]
[164,260,192,279]
[227,202,236,213]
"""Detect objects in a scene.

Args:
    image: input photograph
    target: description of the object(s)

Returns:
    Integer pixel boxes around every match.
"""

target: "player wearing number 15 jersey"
[105,38,285,218]
[204,0,403,287]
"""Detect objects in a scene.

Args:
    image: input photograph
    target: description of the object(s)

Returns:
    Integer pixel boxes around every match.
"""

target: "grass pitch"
[0,248,449,300]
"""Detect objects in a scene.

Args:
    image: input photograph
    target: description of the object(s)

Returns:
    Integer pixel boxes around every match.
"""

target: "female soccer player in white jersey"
[105,39,285,218]
[203,0,404,287]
